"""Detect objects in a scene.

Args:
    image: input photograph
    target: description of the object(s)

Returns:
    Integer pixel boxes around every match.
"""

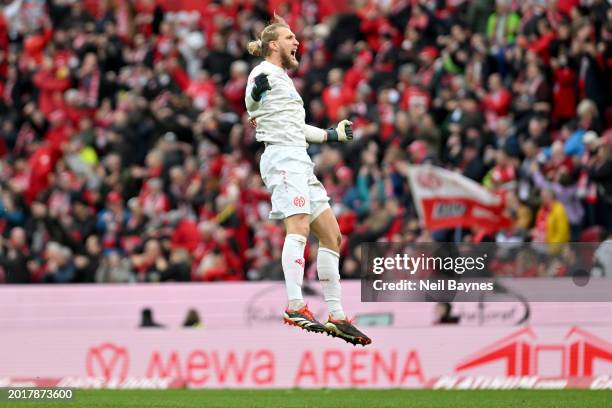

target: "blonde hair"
[247,14,288,57]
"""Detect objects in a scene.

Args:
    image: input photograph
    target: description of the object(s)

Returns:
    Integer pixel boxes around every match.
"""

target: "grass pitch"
[7,389,612,408]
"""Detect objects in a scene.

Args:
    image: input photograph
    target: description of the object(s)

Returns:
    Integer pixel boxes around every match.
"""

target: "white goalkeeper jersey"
[245,60,308,147]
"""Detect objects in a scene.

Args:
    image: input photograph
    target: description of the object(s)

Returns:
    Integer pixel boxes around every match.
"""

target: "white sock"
[317,247,345,320]
[282,234,307,311]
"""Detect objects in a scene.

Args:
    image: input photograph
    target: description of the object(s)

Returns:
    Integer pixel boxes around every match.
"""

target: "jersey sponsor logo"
[293,196,306,207]
[294,258,305,269]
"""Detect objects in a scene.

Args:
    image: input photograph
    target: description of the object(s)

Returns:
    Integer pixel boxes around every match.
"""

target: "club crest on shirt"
[293,196,306,207]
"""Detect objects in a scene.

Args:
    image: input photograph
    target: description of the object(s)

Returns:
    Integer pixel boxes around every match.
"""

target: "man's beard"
[280,49,298,70]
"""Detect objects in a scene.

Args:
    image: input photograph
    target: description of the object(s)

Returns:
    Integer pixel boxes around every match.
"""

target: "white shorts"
[259,145,330,221]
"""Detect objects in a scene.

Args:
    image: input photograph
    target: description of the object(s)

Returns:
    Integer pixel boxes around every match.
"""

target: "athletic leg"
[282,214,309,311]
[309,208,345,319]
[311,208,372,346]
[260,146,325,334]
[281,214,326,333]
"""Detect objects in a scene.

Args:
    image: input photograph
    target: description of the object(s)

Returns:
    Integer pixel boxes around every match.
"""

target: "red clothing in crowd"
[483,86,512,128]
[170,219,200,252]
[344,54,371,90]
[491,164,516,186]
[543,156,574,179]
[154,34,176,62]
[169,62,190,92]
[416,65,436,90]
[26,145,58,204]
[377,101,395,141]
[0,15,9,78]
[197,1,243,45]
[360,13,391,51]
[44,113,74,152]
[483,87,512,117]
[223,76,246,114]
[401,86,430,112]
[186,76,216,110]
[134,0,156,36]
[0,138,7,158]
[22,30,53,68]
[63,104,94,128]
[552,67,577,121]
[529,32,555,64]
[192,237,242,281]
[32,69,71,118]
[557,0,579,16]
[322,84,354,122]
[139,190,170,216]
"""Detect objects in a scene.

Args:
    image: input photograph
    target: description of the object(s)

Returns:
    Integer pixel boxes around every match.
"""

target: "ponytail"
[247,39,264,57]
[246,15,289,58]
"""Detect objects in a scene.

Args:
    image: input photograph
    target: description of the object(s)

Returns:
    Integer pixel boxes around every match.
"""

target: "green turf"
[5,389,612,408]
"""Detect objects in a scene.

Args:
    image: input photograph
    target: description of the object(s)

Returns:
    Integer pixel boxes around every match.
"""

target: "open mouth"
[291,49,297,58]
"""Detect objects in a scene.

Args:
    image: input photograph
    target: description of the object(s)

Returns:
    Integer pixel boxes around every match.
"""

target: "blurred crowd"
[0,0,610,284]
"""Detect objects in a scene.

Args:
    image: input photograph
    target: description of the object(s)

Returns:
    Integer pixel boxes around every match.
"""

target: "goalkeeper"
[245,15,371,346]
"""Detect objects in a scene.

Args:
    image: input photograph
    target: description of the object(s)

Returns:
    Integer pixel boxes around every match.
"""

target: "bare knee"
[320,231,342,253]
[310,208,343,252]
[285,214,310,237]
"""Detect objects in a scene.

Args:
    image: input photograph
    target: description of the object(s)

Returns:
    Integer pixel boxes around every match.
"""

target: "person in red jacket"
[170,218,200,253]
[186,70,217,111]
[25,143,59,204]
[552,58,577,123]
[32,56,71,118]
[482,73,512,129]
[223,60,248,115]
[322,68,354,122]
[529,18,556,64]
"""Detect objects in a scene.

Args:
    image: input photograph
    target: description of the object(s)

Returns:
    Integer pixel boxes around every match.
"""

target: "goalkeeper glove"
[326,120,353,143]
[251,73,271,102]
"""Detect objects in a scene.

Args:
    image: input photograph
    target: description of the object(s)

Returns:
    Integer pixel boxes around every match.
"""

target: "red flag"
[407,165,512,233]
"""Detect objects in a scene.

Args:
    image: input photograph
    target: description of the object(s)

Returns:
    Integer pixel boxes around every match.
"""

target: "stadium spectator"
[0,0,608,284]
[0,227,31,283]
[434,302,460,325]
[139,307,164,328]
[42,241,77,283]
[531,189,571,249]
[96,250,132,283]
[74,234,102,283]
[182,308,202,328]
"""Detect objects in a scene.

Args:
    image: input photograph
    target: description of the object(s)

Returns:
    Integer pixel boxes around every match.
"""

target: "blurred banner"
[407,165,512,232]
[2,325,612,389]
[2,282,612,330]
[0,284,612,328]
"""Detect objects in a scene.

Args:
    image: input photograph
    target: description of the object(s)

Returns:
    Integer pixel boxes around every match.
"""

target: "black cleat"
[283,305,326,334]
[324,316,372,346]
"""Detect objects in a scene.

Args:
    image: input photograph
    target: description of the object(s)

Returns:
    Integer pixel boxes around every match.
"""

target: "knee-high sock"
[317,247,345,320]
[282,234,307,310]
